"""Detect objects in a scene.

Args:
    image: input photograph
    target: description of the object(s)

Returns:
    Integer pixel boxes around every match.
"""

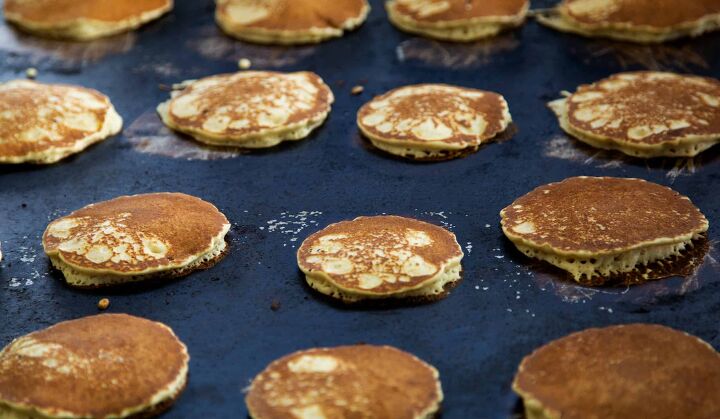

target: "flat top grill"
[1,1,719,417]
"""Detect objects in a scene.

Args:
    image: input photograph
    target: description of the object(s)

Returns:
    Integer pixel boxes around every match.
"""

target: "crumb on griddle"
[270,299,281,311]
[351,85,364,95]
[97,298,110,310]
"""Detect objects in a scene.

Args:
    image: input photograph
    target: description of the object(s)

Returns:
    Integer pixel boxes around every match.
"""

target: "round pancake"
[157,71,334,149]
[357,84,512,161]
[0,314,189,419]
[297,215,463,303]
[513,324,720,419]
[215,0,370,45]
[42,192,230,288]
[4,0,173,41]
[500,177,708,283]
[0,80,122,165]
[246,345,442,419]
[537,0,720,43]
[387,0,529,41]
[549,72,720,158]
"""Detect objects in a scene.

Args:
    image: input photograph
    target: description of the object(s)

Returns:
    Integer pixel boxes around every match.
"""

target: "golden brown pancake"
[357,84,512,161]
[387,0,529,41]
[500,177,708,284]
[0,80,122,164]
[297,215,463,303]
[550,72,720,158]
[0,314,189,418]
[537,0,720,43]
[4,0,173,41]
[246,345,443,419]
[216,0,370,45]
[513,324,720,419]
[42,192,230,288]
[157,71,334,149]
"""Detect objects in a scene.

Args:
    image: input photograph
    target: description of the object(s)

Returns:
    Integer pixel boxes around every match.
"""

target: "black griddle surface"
[1,1,719,418]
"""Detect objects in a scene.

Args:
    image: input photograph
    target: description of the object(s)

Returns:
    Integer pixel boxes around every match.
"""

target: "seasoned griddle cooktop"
[1,1,719,417]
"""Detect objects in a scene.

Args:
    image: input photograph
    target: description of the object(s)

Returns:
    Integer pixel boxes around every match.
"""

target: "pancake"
[0,80,122,164]
[387,0,529,41]
[42,192,230,288]
[500,177,708,285]
[4,0,172,41]
[158,71,334,149]
[215,0,370,45]
[357,84,512,161]
[513,324,720,419]
[246,345,443,419]
[297,215,463,303]
[536,0,720,43]
[549,72,720,158]
[0,314,189,418]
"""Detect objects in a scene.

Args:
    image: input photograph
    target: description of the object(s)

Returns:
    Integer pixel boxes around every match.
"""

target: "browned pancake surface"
[391,0,528,23]
[0,314,188,417]
[43,193,229,274]
[514,324,720,419]
[358,84,509,147]
[4,0,171,23]
[165,71,332,140]
[298,216,462,294]
[562,0,720,29]
[0,80,111,160]
[566,72,720,146]
[216,0,367,31]
[501,177,708,254]
[246,345,441,419]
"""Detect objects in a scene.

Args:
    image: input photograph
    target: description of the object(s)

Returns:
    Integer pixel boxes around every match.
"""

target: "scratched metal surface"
[1,1,719,418]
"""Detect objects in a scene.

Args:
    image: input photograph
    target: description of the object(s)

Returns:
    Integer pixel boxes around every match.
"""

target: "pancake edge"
[549,97,720,158]
[4,1,173,41]
[245,345,444,419]
[156,83,333,149]
[535,8,720,43]
[0,319,189,419]
[511,324,720,419]
[45,223,229,288]
[386,0,528,41]
[215,2,370,45]
[302,257,463,303]
[0,102,123,165]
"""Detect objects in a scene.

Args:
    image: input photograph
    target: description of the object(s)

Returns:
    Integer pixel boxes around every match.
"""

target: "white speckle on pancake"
[405,229,432,247]
[321,258,354,275]
[287,355,339,374]
[513,221,536,234]
[290,405,326,419]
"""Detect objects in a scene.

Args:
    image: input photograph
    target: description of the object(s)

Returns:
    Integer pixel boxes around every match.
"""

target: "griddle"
[1,1,719,417]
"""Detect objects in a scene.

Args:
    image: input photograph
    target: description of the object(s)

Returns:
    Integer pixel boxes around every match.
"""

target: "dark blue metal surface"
[1,1,719,417]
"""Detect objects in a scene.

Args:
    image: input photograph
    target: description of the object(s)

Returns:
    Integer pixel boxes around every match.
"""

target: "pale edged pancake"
[500,176,708,284]
[4,0,173,41]
[0,80,122,164]
[297,215,463,303]
[0,314,189,419]
[42,192,230,288]
[387,0,529,41]
[536,0,720,43]
[158,71,334,149]
[549,72,720,158]
[357,84,512,161]
[513,324,720,419]
[246,345,443,419]
[216,0,370,45]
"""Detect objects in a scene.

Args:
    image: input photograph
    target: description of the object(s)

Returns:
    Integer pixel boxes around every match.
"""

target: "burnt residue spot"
[125,111,242,161]
[583,42,709,72]
[270,300,281,311]
[523,236,714,304]
[396,34,519,69]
